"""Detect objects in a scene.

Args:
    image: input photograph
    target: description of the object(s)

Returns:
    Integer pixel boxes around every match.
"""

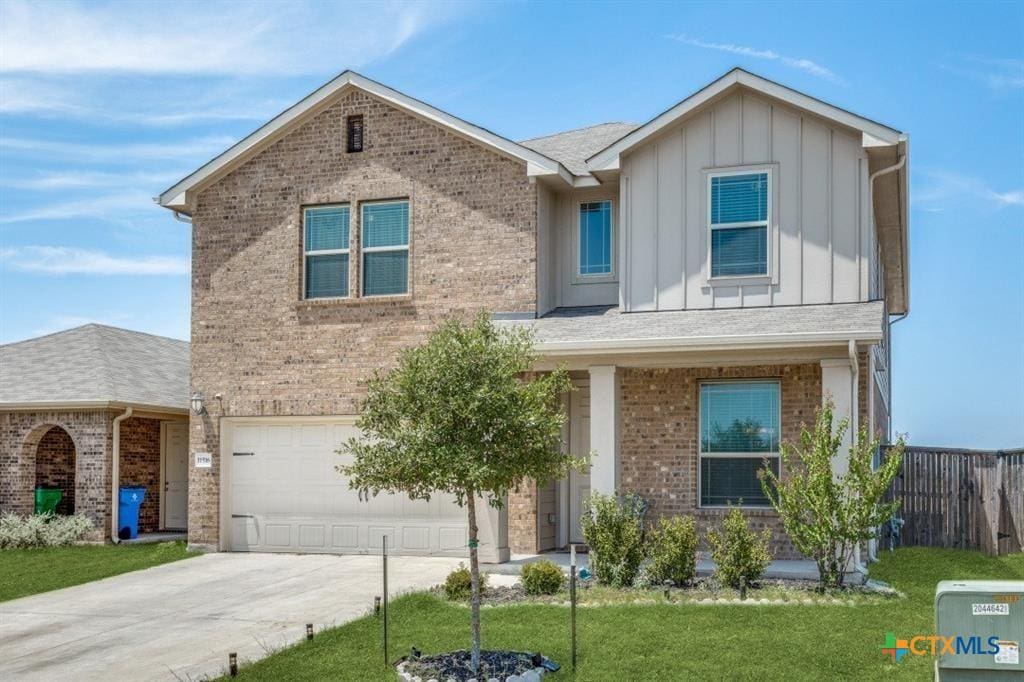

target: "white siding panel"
[685,114,712,308]
[657,130,685,309]
[773,106,802,305]
[713,94,742,167]
[742,95,772,164]
[801,120,831,304]
[831,131,861,302]
[628,144,658,311]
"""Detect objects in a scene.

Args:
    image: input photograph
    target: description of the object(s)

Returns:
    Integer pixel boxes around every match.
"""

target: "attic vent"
[346,115,364,153]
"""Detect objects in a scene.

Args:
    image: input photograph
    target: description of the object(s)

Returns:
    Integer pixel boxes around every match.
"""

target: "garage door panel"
[226,419,468,556]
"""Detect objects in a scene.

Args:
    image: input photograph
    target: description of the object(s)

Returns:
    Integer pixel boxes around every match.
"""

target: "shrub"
[0,513,94,549]
[520,559,564,595]
[761,402,905,589]
[443,563,488,601]
[706,506,771,589]
[646,515,698,586]
[580,492,647,587]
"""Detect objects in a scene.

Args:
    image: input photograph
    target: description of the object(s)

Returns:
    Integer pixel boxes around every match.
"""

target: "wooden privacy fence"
[882,446,1024,556]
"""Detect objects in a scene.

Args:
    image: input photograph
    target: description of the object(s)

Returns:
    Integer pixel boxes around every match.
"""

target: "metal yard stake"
[383,534,389,668]
[570,544,577,669]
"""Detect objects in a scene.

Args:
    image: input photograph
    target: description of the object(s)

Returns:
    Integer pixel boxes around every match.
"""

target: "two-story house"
[159,68,908,562]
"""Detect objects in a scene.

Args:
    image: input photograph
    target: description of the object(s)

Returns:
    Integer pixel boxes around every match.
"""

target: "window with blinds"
[709,171,769,277]
[579,200,613,276]
[346,115,364,153]
[699,380,780,506]
[303,205,350,299]
[361,201,409,296]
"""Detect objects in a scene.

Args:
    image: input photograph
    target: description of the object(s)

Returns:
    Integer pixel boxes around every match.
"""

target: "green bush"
[0,513,94,549]
[580,492,647,587]
[646,515,698,586]
[706,506,772,589]
[442,563,488,601]
[520,559,564,595]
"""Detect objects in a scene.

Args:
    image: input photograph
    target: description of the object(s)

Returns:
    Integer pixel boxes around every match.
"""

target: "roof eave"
[0,400,189,415]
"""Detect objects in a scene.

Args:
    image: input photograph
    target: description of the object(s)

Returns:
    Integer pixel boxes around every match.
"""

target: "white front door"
[567,382,591,545]
[162,422,189,530]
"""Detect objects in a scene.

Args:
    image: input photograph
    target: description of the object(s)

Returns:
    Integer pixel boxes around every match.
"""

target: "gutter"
[110,406,133,544]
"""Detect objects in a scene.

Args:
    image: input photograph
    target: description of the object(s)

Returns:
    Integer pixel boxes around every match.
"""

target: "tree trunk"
[466,492,482,675]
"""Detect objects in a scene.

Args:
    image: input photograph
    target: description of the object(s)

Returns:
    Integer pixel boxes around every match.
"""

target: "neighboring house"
[158,68,907,562]
[0,325,190,540]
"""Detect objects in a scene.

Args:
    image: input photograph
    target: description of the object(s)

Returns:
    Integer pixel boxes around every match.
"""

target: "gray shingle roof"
[497,301,885,351]
[0,324,189,410]
[520,122,639,175]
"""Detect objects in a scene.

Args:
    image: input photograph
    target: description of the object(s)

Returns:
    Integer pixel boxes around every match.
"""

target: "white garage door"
[223,418,468,555]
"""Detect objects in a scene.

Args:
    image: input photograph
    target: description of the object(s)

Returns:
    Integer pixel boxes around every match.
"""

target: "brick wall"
[188,88,538,549]
[619,364,822,559]
[34,426,76,515]
[119,417,162,533]
[508,481,538,554]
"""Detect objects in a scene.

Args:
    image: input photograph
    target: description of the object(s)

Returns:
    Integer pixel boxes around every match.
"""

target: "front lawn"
[0,541,193,602]
[233,548,1023,681]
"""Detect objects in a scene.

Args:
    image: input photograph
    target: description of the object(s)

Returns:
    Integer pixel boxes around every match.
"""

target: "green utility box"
[34,488,62,515]
[935,580,1024,681]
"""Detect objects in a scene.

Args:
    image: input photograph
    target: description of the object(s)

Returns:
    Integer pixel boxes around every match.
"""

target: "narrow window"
[303,205,350,299]
[578,200,613,276]
[346,115,364,153]
[361,201,409,296]
[709,172,769,277]
[699,381,780,507]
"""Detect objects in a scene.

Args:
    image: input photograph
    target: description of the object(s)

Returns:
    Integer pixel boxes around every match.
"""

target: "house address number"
[195,452,212,468]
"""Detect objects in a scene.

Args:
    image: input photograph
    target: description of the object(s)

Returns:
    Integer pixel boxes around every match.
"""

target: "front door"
[162,422,189,530]
[567,382,591,545]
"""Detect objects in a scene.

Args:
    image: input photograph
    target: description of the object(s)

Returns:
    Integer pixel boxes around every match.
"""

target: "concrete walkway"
[0,552,463,681]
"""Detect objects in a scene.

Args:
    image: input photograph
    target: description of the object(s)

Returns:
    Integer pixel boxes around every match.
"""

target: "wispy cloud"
[941,57,1024,90]
[0,135,235,163]
[1,246,189,275]
[0,192,159,225]
[0,0,460,76]
[666,34,843,84]
[913,170,1024,212]
[0,170,184,191]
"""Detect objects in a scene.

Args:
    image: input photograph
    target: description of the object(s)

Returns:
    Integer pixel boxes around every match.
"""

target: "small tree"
[760,402,905,589]
[340,312,577,674]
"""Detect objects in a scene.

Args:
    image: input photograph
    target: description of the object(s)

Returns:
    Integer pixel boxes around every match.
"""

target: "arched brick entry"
[33,426,77,515]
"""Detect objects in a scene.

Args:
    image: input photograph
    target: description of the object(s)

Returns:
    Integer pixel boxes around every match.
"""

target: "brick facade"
[119,417,162,533]
[188,89,538,549]
[508,481,539,554]
[34,426,76,516]
[618,364,822,559]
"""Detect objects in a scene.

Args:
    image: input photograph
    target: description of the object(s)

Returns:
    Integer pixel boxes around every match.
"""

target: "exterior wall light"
[191,391,206,416]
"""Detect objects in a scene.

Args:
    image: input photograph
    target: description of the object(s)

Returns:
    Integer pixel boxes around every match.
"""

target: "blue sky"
[0,0,1021,447]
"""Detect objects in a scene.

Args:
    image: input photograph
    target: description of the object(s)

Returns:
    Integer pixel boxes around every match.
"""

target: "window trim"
[360,199,410,298]
[697,379,781,509]
[574,198,617,284]
[302,203,350,300]
[704,165,776,284]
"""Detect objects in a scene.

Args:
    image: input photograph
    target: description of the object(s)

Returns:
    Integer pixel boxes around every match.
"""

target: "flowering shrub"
[0,513,94,549]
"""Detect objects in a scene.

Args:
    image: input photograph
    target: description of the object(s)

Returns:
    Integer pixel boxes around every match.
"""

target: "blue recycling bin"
[118,486,147,540]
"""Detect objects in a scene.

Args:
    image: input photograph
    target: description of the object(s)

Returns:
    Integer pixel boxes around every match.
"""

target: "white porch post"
[477,494,509,564]
[589,365,620,497]
[820,358,855,479]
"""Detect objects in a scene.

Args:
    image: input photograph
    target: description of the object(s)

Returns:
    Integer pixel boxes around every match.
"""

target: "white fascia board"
[0,400,189,415]
[533,329,882,357]
[587,68,903,171]
[158,71,570,212]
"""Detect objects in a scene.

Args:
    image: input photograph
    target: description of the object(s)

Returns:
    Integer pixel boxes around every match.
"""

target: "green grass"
[0,541,194,602]
[233,549,1023,681]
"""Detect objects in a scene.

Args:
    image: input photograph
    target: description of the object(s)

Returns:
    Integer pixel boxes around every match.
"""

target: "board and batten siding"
[619,90,876,311]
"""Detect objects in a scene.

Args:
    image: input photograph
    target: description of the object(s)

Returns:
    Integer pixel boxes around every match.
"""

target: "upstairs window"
[709,171,769,277]
[578,200,613,277]
[304,205,350,299]
[699,381,780,507]
[346,115,364,153]
[362,201,409,296]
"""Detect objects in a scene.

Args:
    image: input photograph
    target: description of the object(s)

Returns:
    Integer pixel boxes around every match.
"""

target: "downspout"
[172,211,192,224]
[110,406,133,544]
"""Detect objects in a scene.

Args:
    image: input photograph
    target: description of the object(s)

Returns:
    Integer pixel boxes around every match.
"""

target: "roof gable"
[587,68,904,172]
[158,71,569,213]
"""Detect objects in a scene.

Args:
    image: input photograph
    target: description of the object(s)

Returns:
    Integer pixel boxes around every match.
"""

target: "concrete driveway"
[0,552,463,681]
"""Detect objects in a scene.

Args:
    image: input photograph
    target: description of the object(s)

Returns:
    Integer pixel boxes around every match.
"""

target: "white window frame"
[302,204,350,300]
[697,379,781,509]
[360,199,410,298]
[574,198,616,283]
[705,166,774,282]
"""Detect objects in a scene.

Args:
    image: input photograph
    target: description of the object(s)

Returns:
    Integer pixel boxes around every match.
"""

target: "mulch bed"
[399,649,540,680]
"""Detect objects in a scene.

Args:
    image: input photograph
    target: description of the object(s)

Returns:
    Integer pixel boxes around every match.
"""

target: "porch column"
[589,365,620,497]
[820,357,855,479]
[478,495,509,563]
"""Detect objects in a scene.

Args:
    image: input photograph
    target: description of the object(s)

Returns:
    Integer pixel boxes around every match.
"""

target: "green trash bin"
[34,488,62,515]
